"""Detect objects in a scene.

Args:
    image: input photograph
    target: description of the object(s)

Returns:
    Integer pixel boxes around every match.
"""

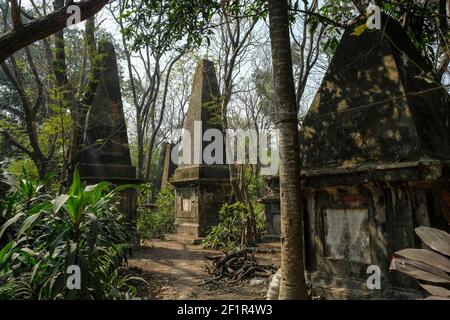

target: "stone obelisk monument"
[172,59,231,238]
[79,41,139,223]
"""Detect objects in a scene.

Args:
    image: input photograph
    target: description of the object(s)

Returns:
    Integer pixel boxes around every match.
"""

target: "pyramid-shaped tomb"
[300,16,450,171]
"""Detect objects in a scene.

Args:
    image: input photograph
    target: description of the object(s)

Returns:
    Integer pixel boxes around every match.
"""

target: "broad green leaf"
[17,212,42,237]
[27,202,52,215]
[69,170,82,196]
[0,212,24,240]
[52,194,70,213]
[21,247,38,257]
[85,182,110,193]
[0,240,16,268]
[352,24,367,36]
[113,184,144,193]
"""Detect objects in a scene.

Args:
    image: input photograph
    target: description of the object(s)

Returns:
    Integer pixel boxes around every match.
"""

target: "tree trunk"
[66,17,98,183]
[37,159,49,181]
[52,0,74,184]
[144,54,184,181]
[268,0,309,300]
[136,125,145,179]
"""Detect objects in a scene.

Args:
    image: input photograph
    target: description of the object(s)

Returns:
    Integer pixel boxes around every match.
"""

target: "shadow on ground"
[125,237,280,300]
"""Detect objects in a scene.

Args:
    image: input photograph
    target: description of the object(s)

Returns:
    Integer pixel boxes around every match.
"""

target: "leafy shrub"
[203,202,265,251]
[252,201,267,236]
[6,158,39,180]
[136,182,153,207]
[137,184,175,239]
[0,170,140,300]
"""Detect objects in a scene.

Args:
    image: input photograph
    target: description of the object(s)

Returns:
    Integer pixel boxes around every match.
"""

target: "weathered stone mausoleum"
[79,41,139,223]
[172,60,231,238]
[300,16,450,299]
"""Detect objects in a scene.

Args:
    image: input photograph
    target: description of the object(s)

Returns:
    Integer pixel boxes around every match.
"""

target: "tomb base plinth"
[172,165,231,238]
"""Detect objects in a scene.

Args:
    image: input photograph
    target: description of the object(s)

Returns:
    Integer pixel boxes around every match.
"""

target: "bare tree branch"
[0,0,109,62]
[0,127,34,159]
[9,0,23,29]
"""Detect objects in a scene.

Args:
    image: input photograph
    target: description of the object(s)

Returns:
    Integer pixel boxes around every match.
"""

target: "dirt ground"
[126,236,281,300]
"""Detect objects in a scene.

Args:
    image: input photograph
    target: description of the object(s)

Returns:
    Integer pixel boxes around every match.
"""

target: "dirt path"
[127,237,280,300]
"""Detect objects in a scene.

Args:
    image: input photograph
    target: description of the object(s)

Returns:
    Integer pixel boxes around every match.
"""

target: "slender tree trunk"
[66,17,98,183]
[144,54,184,181]
[268,0,309,300]
[53,0,74,183]
[37,160,49,181]
[136,125,145,179]
[113,6,143,179]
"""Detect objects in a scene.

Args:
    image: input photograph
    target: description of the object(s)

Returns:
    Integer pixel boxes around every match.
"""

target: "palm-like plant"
[0,169,142,300]
[390,226,450,300]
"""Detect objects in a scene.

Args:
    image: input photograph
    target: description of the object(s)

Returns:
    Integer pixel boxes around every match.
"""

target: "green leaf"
[85,182,110,193]
[27,202,52,215]
[17,212,42,237]
[0,240,16,269]
[52,194,70,213]
[30,261,41,283]
[0,212,24,240]
[352,24,368,36]
[69,170,82,197]
[113,184,141,193]
[21,247,38,257]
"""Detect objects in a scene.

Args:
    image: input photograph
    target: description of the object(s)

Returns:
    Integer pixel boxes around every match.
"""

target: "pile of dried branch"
[203,250,278,284]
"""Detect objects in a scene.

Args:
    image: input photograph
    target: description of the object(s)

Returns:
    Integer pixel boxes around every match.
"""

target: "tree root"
[203,250,277,285]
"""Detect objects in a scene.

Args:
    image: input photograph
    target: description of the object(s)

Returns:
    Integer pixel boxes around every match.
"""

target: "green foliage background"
[203,201,265,251]
[137,184,175,239]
